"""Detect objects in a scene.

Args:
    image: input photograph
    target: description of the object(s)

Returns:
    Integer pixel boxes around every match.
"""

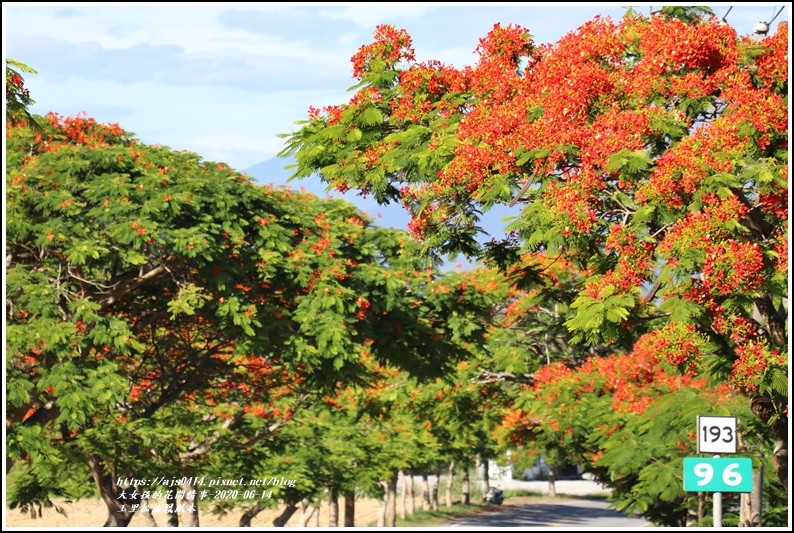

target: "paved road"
[444,498,652,528]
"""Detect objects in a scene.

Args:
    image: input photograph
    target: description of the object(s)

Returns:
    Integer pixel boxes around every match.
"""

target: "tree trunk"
[407,470,415,515]
[239,501,263,527]
[421,471,431,511]
[475,453,483,496]
[165,488,179,526]
[180,471,200,527]
[698,492,705,523]
[461,460,470,505]
[103,510,135,527]
[343,490,355,527]
[686,505,698,526]
[140,498,158,527]
[399,471,407,520]
[548,464,557,498]
[741,463,762,527]
[299,499,309,526]
[476,453,490,494]
[299,499,318,527]
[385,473,396,527]
[329,487,339,527]
[431,466,440,511]
[273,504,298,527]
[739,493,751,526]
[445,462,455,508]
[86,456,135,527]
[377,482,388,527]
[749,393,787,493]
[750,466,764,526]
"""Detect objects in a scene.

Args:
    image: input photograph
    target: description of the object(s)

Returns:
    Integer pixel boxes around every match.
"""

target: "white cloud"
[7,3,786,174]
[315,3,432,28]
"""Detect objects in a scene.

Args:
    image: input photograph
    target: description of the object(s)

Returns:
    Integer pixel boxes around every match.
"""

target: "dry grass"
[5,496,386,528]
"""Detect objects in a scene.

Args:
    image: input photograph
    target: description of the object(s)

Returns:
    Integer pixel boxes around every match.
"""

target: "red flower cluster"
[701,240,764,296]
[351,24,415,79]
[633,322,709,374]
[730,341,785,392]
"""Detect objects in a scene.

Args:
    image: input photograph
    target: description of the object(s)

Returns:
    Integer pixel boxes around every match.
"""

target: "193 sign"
[697,416,737,454]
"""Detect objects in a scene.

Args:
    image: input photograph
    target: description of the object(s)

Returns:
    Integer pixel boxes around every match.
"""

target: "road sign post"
[688,416,745,528]
[684,456,753,528]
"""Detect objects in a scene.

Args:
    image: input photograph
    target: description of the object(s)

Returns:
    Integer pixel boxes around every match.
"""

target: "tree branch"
[100,263,176,309]
[474,371,534,385]
[642,276,663,304]
[178,410,246,462]
[508,171,538,208]
[753,295,787,347]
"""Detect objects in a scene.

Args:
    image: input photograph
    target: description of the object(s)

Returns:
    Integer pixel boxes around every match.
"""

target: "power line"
[768,6,785,25]
[754,6,786,36]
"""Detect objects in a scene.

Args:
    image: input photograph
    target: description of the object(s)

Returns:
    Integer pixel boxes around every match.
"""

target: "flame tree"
[6,107,502,525]
[281,8,788,490]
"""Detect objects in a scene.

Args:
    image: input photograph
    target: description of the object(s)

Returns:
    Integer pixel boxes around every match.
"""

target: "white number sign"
[697,415,737,454]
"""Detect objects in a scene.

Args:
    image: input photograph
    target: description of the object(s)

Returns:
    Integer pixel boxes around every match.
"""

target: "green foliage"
[6,462,90,519]
[393,502,490,528]
[6,59,42,131]
[496,348,791,527]
[8,10,790,524]
[282,10,789,509]
[657,6,714,23]
[6,111,514,521]
[566,285,639,346]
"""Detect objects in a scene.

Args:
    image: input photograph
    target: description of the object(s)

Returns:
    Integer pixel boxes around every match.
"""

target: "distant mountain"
[245,156,293,183]
[244,156,514,246]
[245,157,305,189]
[245,156,412,231]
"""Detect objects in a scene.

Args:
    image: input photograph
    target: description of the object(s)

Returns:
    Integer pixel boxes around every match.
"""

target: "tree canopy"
[281,11,788,490]
[6,59,41,131]
[5,108,504,525]
[5,9,789,528]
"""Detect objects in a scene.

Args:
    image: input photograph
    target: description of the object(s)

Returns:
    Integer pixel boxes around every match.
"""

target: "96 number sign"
[684,458,752,493]
[697,415,736,454]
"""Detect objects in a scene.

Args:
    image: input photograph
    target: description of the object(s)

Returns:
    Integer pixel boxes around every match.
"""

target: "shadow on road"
[444,499,651,528]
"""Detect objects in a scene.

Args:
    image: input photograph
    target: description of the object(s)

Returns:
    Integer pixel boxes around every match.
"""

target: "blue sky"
[4,3,788,240]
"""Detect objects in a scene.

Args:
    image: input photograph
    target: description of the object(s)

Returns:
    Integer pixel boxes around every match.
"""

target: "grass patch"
[498,489,610,501]
[387,502,495,528]
[365,491,613,527]
[501,489,544,499]
[364,476,612,527]
[370,492,576,527]
[560,492,610,500]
